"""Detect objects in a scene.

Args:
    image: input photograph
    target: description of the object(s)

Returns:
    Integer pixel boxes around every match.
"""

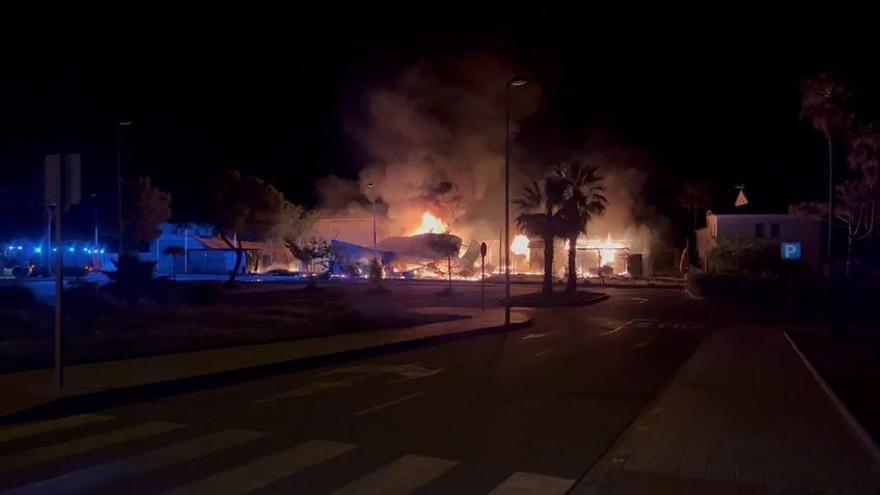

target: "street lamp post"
[505,78,527,326]
[367,182,377,253]
[91,193,99,267]
[117,121,133,256]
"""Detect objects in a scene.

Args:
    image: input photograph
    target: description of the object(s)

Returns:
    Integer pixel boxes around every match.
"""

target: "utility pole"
[504,78,527,326]
[117,121,132,256]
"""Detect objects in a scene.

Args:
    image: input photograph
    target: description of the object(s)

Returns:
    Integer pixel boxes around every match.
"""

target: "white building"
[695,211,823,269]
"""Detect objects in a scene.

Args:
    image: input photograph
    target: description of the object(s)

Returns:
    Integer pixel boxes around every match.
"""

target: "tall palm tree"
[514,176,567,295]
[677,181,712,229]
[555,162,607,294]
[801,70,854,256]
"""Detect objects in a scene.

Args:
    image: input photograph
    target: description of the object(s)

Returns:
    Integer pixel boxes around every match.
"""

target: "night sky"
[2,3,879,239]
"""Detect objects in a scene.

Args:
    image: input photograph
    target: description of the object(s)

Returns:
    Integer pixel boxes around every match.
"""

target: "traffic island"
[503,290,609,308]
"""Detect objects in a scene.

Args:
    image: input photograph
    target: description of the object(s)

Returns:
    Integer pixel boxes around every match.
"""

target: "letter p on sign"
[781,242,801,261]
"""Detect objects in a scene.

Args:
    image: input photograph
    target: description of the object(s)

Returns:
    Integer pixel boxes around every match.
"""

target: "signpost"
[480,242,487,311]
[780,242,801,311]
[44,153,81,389]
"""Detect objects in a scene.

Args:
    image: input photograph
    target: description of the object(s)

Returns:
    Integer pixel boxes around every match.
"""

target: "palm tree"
[514,176,567,295]
[801,70,854,256]
[555,162,607,294]
[677,181,712,229]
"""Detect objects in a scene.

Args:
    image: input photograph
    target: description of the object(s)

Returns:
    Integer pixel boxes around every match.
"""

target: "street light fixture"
[505,77,527,326]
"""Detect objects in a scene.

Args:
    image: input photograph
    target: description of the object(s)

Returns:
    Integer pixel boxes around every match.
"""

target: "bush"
[104,254,158,303]
[65,283,114,336]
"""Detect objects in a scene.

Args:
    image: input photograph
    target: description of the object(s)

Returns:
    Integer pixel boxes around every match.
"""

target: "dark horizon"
[3,3,880,240]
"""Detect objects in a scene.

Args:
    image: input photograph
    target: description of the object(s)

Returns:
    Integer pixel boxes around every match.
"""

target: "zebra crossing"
[0,414,576,494]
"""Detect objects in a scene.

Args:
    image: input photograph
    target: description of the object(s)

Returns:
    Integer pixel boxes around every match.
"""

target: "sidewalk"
[0,307,529,420]
[573,326,880,494]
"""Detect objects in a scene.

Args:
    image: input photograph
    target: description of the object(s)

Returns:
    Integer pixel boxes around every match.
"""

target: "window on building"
[770,223,781,239]
[755,223,765,239]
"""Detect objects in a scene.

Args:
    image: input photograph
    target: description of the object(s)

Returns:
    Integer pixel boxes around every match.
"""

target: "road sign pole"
[480,242,487,311]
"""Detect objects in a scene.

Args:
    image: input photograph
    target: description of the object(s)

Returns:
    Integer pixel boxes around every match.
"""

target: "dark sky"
[2,2,880,238]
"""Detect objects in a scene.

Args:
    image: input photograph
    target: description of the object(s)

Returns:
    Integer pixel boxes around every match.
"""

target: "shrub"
[104,254,158,303]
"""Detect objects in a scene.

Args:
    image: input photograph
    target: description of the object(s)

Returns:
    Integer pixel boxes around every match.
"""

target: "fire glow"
[583,233,628,267]
[411,211,449,235]
[511,234,530,261]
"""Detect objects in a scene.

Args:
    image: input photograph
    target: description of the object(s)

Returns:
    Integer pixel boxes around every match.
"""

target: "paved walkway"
[0,307,529,419]
[573,326,880,494]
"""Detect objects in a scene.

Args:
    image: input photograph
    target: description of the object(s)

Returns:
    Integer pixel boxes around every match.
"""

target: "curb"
[783,331,880,464]
[0,316,532,425]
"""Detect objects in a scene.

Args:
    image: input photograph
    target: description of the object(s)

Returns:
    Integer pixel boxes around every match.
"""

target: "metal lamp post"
[367,182,377,253]
[505,78,527,326]
[117,121,133,256]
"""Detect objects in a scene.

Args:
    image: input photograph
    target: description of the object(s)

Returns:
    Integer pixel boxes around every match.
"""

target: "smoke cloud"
[317,55,665,255]
[319,54,540,241]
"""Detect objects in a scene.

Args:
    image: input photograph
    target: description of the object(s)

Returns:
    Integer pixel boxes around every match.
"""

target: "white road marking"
[634,336,659,348]
[5,430,266,495]
[254,379,355,404]
[162,439,356,495]
[631,297,648,304]
[522,332,551,340]
[533,348,556,357]
[0,421,183,473]
[354,391,425,416]
[330,454,457,495]
[0,414,113,444]
[599,319,636,336]
[488,471,574,495]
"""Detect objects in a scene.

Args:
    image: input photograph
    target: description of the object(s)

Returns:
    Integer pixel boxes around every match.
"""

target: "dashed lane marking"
[354,391,425,417]
[599,319,636,336]
[533,348,556,357]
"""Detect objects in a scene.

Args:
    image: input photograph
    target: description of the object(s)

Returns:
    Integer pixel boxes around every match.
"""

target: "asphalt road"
[0,288,710,494]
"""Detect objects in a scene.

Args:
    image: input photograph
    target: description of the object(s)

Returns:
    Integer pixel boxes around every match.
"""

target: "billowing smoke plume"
[318,55,665,257]
[318,54,539,241]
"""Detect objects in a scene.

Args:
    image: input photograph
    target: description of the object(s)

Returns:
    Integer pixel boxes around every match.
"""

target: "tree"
[288,236,334,289]
[123,177,171,250]
[801,70,854,256]
[792,180,879,278]
[849,124,880,190]
[162,245,185,281]
[555,162,607,293]
[274,201,317,246]
[427,233,459,292]
[514,176,567,295]
[207,171,287,284]
[677,181,712,229]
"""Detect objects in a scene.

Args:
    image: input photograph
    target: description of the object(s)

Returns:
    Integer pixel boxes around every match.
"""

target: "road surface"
[0,288,710,494]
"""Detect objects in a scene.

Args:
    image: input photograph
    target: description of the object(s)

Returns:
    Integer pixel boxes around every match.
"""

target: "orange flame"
[411,211,448,235]
[511,234,530,261]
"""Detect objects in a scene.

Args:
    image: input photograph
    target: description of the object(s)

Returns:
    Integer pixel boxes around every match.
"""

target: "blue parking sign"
[781,242,802,261]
